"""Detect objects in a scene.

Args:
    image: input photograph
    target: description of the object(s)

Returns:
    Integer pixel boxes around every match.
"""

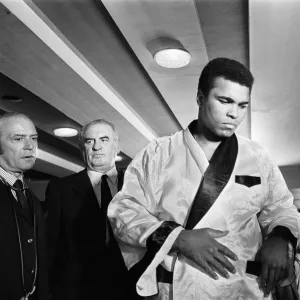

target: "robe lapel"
[184,122,209,175]
[185,133,238,230]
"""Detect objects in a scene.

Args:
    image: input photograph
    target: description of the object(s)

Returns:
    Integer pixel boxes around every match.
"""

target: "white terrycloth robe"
[108,124,300,300]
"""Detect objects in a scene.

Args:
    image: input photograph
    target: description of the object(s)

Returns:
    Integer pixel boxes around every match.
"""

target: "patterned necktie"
[13,179,28,209]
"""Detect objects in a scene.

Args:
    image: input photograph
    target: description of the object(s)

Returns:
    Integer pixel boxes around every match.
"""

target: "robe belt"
[157,265,173,284]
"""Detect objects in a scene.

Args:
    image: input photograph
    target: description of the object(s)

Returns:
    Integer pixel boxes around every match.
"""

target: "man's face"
[82,123,119,172]
[0,117,38,174]
[198,77,250,138]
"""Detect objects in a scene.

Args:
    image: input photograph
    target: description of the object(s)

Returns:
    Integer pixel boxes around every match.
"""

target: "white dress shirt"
[87,166,118,208]
[0,166,24,201]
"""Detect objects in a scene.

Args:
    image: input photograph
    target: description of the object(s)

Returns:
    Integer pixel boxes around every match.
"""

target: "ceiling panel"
[0,1,150,159]
[30,0,182,136]
[102,0,207,129]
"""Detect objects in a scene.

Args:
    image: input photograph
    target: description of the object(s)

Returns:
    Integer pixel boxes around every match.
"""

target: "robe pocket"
[235,175,261,188]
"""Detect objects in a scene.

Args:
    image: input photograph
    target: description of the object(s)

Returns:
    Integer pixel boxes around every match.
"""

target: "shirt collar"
[105,166,118,184]
[87,165,118,186]
[0,166,23,186]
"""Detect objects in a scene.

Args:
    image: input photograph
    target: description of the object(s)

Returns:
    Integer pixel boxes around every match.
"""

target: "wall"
[280,166,300,209]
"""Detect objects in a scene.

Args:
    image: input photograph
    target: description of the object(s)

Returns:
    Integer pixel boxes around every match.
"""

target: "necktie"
[101,174,113,244]
[101,174,112,214]
[13,179,28,209]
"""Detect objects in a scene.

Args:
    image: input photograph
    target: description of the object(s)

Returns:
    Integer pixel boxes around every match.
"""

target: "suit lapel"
[71,169,124,212]
[0,181,16,225]
[71,169,98,204]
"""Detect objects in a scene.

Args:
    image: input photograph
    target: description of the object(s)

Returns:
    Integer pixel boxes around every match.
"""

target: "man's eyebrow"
[11,134,27,138]
[10,133,39,139]
[218,96,234,102]
[218,96,249,105]
[239,101,250,105]
[100,135,109,139]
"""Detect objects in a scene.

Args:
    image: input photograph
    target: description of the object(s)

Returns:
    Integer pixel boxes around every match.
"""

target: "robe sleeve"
[258,153,300,244]
[108,140,184,296]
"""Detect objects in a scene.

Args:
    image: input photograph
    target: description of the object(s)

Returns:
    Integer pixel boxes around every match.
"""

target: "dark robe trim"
[235,175,261,188]
[129,221,180,285]
[130,128,239,285]
[268,226,297,251]
[185,133,238,230]
[146,221,180,253]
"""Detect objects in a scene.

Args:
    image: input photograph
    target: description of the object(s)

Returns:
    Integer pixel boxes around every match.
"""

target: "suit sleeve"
[45,179,63,293]
[108,141,184,296]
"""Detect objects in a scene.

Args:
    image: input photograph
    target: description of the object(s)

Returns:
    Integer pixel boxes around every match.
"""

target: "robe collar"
[183,120,209,175]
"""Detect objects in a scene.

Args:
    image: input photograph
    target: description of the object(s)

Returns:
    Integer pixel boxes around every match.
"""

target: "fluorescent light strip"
[37,149,84,173]
[1,0,157,141]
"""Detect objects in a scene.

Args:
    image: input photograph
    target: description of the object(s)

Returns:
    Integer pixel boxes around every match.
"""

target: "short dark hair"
[0,112,32,154]
[197,57,254,97]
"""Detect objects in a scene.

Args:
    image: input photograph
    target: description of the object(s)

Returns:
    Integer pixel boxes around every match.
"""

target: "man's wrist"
[172,229,187,252]
[268,226,297,249]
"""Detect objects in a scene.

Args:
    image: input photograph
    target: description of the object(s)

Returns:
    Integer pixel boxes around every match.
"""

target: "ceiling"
[0,0,299,190]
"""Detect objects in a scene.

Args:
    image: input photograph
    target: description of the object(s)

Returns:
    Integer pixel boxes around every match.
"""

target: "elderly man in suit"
[46,119,138,300]
[0,112,48,300]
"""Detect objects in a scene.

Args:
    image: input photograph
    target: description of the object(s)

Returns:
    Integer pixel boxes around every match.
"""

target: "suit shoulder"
[48,171,85,188]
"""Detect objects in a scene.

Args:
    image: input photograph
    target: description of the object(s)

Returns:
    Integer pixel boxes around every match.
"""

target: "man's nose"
[93,140,103,150]
[227,105,239,119]
[24,138,34,150]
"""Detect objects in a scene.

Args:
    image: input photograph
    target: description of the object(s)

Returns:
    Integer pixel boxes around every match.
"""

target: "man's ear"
[116,142,120,155]
[197,90,204,108]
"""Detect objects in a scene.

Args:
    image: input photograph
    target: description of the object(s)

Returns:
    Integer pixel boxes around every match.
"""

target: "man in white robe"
[108,58,300,300]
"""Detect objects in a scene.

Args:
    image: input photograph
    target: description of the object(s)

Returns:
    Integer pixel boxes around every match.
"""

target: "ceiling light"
[53,127,78,137]
[3,0,157,142]
[1,95,23,103]
[154,48,191,68]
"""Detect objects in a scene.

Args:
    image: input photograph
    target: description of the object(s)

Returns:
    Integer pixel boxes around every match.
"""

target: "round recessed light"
[53,127,78,137]
[154,48,191,68]
[1,95,23,103]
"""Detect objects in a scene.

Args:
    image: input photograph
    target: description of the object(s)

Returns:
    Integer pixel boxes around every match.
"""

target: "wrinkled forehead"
[84,123,116,139]
[0,116,37,136]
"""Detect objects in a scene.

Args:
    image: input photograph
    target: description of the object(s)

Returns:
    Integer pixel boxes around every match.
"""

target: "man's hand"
[259,236,289,296]
[173,228,238,280]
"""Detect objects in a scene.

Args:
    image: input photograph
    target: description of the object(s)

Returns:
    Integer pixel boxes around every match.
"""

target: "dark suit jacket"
[46,169,138,300]
[0,180,48,300]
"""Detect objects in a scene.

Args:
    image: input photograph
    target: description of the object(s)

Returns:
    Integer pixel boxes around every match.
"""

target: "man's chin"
[20,162,35,171]
[217,128,236,138]
[89,161,113,172]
